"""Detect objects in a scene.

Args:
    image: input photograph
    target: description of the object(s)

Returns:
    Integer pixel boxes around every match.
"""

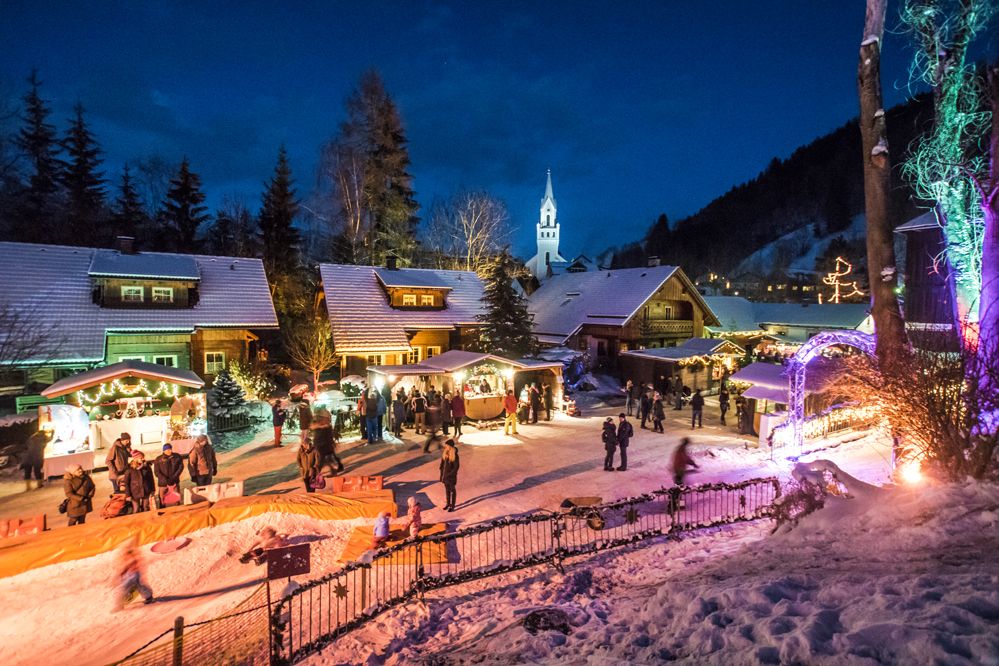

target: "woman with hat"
[63,464,95,526]
[123,450,155,513]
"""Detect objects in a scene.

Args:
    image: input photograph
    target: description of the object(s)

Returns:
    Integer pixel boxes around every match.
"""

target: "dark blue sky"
[2,1,926,258]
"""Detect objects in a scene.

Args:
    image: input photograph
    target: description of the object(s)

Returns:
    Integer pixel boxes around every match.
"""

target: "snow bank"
[312,480,999,665]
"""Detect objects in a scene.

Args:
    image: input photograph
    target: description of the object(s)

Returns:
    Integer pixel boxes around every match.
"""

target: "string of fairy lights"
[75,379,181,405]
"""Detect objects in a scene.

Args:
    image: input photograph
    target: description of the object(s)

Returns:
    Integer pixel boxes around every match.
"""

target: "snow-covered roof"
[368,349,562,376]
[0,242,278,365]
[88,251,200,280]
[528,266,719,339]
[319,264,486,354]
[622,337,743,362]
[730,360,838,396]
[704,296,870,333]
[42,360,204,397]
[374,267,452,290]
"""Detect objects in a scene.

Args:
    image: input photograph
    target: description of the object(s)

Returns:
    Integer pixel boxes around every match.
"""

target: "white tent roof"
[42,360,204,397]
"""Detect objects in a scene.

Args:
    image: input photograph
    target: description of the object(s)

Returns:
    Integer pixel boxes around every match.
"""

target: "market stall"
[367,350,564,421]
[40,360,207,471]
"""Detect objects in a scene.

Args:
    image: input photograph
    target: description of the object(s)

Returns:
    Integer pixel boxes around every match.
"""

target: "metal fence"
[273,476,781,664]
[208,413,252,433]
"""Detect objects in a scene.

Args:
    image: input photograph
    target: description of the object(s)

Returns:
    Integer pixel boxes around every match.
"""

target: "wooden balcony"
[643,319,694,336]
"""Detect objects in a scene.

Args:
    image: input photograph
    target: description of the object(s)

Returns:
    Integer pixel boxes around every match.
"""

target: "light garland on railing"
[770,403,880,449]
[76,379,181,405]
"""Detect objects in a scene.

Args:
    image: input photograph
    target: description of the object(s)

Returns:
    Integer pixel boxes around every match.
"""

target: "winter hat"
[618,413,626,418]
[162,443,173,451]
[604,417,613,423]
[131,450,145,460]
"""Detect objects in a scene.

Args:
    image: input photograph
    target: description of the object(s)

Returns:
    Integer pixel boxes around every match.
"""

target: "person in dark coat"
[364,390,380,445]
[441,392,453,436]
[639,389,652,429]
[652,392,666,433]
[410,390,427,435]
[529,383,542,423]
[616,413,634,471]
[543,384,553,421]
[624,379,635,416]
[188,434,218,486]
[673,377,684,410]
[423,396,443,453]
[272,400,287,447]
[601,418,617,471]
[450,392,466,436]
[297,400,313,445]
[439,438,460,511]
[311,412,343,476]
[719,387,730,425]
[392,397,406,438]
[63,464,95,526]
[105,433,132,493]
[375,391,387,442]
[297,438,321,493]
[153,444,184,507]
[690,389,704,428]
[21,430,49,491]
[122,451,155,513]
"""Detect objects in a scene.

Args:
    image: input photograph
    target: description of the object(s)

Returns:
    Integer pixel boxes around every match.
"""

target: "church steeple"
[541,168,556,210]
[528,169,565,280]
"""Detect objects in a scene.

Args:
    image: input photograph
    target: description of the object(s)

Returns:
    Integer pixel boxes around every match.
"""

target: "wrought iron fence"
[273,476,781,664]
[208,412,251,433]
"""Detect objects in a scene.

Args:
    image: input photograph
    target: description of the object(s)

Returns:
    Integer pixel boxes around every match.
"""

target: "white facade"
[526,170,566,280]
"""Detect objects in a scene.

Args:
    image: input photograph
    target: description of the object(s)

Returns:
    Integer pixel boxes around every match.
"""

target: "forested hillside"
[611,94,934,277]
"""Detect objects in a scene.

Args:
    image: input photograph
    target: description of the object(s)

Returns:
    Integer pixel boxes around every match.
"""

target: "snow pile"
[313,480,999,665]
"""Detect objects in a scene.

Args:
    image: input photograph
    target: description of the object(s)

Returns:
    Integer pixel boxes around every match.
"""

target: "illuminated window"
[153,355,177,367]
[366,354,383,366]
[402,294,417,306]
[204,351,225,374]
[121,286,144,303]
[420,294,434,306]
[426,346,440,358]
[152,287,174,303]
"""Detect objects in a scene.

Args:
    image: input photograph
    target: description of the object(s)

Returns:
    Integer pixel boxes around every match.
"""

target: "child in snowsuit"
[115,538,153,610]
[405,497,422,538]
[372,511,391,549]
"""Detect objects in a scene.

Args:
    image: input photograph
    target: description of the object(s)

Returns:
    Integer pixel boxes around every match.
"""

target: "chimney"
[647,256,661,267]
[386,254,398,270]
[116,236,135,254]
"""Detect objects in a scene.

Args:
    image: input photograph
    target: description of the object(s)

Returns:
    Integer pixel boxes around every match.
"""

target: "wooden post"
[359,567,368,611]
[172,616,184,666]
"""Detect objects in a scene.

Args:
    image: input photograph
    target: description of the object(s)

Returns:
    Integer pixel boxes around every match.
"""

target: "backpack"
[101,493,129,519]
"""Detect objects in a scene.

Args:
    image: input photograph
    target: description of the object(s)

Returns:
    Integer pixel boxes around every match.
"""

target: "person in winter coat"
[601,417,617,471]
[529,383,542,423]
[410,390,427,435]
[719,387,730,425]
[239,527,288,565]
[188,434,218,486]
[21,430,49,491]
[312,412,343,476]
[371,511,391,549]
[392,397,406,438]
[115,538,153,610]
[616,413,634,471]
[405,496,423,538]
[376,391,387,443]
[639,389,652,429]
[451,392,466,436]
[624,379,635,416]
[652,392,666,433]
[543,384,553,421]
[672,437,700,486]
[423,396,443,453]
[364,390,379,445]
[153,444,184,507]
[673,377,684,410]
[441,392,453,436]
[690,389,705,428]
[440,438,460,511]
[298,400,313,445]
[503,389,519,436]
[63,464,95,526]
[272,400,287,447]
[297,438,321,493]
[122,451,155,513]
[105,433,132,493]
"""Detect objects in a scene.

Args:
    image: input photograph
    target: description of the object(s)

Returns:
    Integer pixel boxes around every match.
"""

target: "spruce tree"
[644,213,672,264]
[61,103,106,242]
[258,146,300,275]
[112,165,147,240]
[14,70,62,240]
[208,368,248,417]
[477,250,537,356]
[161,158,208,252]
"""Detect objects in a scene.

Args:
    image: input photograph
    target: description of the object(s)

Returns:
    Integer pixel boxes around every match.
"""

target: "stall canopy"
[622,337,744,363]
[41,360,205,398]
[729,360,840,403]
[368,349,562,377]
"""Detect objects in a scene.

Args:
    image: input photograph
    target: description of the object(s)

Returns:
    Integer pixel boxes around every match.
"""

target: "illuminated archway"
[786,330,876,450]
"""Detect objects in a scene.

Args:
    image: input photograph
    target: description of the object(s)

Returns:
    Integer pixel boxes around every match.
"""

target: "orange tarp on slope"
[339,522,448,566]
[0,490,396,579]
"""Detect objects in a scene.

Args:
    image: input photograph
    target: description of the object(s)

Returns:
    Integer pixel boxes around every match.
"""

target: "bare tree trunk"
[978,63,999,393]
[858,0,908,365]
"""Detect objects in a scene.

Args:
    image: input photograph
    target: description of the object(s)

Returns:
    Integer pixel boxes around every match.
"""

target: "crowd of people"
[623,378,736,431]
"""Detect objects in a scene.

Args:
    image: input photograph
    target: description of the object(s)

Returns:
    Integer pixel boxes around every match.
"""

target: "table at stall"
[90,414,170,451]
[43,450,95,477]
[464,394,505,420]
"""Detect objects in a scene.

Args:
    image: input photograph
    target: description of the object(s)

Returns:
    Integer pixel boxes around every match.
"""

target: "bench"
[15,395,65,414]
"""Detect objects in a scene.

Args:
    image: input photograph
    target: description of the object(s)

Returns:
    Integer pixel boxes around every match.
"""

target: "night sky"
[2,1,923,259]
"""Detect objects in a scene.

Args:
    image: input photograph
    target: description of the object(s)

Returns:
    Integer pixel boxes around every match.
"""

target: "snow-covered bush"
[228,360,275,401]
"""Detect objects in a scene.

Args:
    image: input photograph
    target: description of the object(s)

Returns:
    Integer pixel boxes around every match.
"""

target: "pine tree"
[161,158,208,251]
[258,146,301,275]
[477,250,537,356]
[208,368,247,417]
[644,213,672,263]
[61,103,106,242]
[341,71,419,265]
[112,165,147,240]
[14,70,62,240]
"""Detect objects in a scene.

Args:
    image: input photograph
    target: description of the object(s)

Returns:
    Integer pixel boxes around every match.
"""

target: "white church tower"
[526,169,566,280]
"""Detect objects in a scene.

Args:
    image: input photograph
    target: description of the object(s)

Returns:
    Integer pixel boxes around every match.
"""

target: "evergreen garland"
[477,250,537,356]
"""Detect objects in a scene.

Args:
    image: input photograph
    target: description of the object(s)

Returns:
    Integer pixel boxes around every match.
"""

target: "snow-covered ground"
[308,479,999,665]
[736,214,866,276]
[0,394,898,665]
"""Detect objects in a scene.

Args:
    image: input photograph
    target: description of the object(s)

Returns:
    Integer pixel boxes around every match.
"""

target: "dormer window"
[420,294,434,306]
[152,287,174,303]
[402,294,417,306]
[121,285,144,303]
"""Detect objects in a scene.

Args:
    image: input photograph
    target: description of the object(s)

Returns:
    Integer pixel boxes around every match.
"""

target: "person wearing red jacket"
[503,389,519,436]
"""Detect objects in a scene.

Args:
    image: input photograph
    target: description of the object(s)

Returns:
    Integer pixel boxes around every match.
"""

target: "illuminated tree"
[819,256,865,303]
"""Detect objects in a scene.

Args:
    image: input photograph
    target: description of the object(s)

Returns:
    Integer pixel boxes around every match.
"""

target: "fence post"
[360,566,368,612]
[550,514,565,573]
[172,616,184,666]
[415,537,425,602]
